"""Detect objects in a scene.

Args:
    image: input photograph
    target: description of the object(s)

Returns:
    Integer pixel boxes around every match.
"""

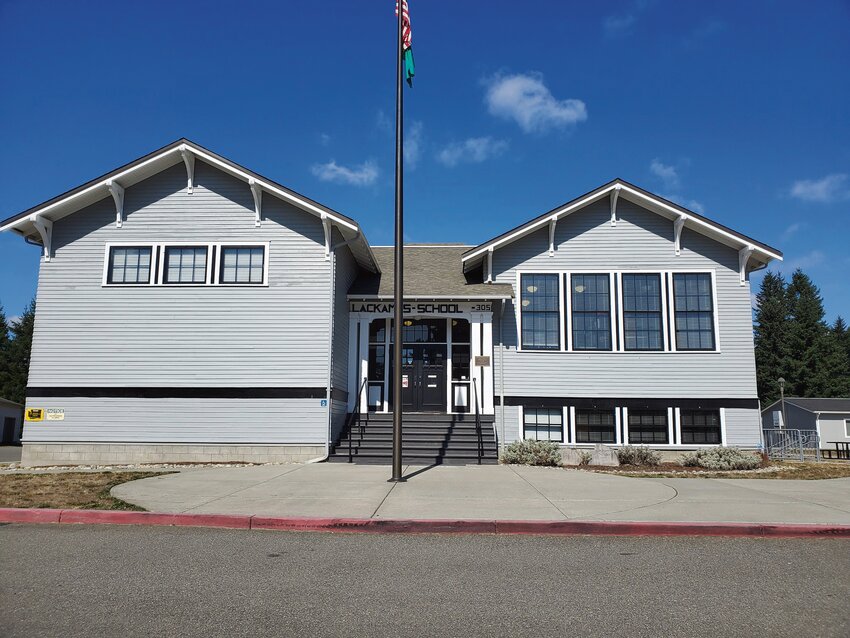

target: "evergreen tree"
[0,303,10,400]
[4,298,35,405]
[754,271,790,405]
[786,270,848,397]
[834,317,850,372]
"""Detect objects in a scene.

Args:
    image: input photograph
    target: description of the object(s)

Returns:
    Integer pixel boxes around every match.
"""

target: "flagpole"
[389,0,405,483]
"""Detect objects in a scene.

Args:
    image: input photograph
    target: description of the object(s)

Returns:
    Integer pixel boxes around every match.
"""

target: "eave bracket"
[738,245,754,285]
[548,218,557,257]
[107,180,125,228]
[180,146,195,194]
[30,214,53,262]
[322,214,332,260]
[673,214,686,256]
[249,178,263,227]
[610,184,621,226]
[486,247,494,282]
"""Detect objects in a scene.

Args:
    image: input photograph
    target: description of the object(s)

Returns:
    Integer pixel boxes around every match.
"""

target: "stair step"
[327,455,498,465]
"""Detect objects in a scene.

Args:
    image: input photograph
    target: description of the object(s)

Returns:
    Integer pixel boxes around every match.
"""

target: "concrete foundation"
[20,443,325,467]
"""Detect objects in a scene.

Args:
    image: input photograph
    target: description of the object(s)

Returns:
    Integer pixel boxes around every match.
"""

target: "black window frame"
[520,273,561,351]
[673,273,716,351]
[680,409,722,445]
[163,246,209,285]
[621,273,664,351]
[628,409,669,444]
[575,409,617,444]
[218,245,266,285]
[570,273,612,351]
[522,407,564,443]
[106,245,153,285]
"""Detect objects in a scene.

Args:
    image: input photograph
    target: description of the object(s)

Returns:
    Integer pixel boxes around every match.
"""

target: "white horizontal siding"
[723,408,762,447]
[29,161,343,388]
[492,198,758,398]
[21,397,327,444]
[819,415,850,444]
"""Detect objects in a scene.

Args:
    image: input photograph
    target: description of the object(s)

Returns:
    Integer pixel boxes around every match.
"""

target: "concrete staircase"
[328,413,498,465]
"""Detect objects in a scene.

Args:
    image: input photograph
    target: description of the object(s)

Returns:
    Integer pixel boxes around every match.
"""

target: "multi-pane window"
[220,246,264,284]
[520,274,560,350]
[673,273,715,350]
[628,410,668,444]
[575,409,616,443]
[680,410,722,444]
[571,274,611,350]
[164,247,207,284]
[451,319,471,382]
[107,247,151,284]
[622,274,663,351]
[523,407,563,442]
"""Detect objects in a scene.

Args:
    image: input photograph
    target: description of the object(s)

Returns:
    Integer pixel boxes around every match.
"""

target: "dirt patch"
[0,472,167,510]
[581,462,850,480]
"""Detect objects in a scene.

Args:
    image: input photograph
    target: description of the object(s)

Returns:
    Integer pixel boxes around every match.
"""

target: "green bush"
[616,445,662,467]
[680,447,761,470]
[501,440,562,466]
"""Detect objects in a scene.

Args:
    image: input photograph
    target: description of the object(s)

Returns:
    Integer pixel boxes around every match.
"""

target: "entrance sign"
[402,375,409,388]
[46,408,65,421]
[350,301,492,315]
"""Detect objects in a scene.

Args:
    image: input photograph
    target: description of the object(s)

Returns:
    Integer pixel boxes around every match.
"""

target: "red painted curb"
[0,507,62,524]
[0,508,848,538]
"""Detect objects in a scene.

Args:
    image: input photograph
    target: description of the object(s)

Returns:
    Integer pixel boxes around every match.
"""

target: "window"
[681,410,721,444]
[220,246,265,284]
[844,419,850,438]
[520,274,560,350]
[523,407,563,442]
[673,273,715,350]
[107,246,152,284]
[164,246,207,284]
[622,274,663,351]
[451,319,470,382]
[575,409,616,443]
[368,320,386,382]
[571,274,611,350]
[628,410,668,444]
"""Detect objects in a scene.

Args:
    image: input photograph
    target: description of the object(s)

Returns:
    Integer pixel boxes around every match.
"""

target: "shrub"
[616,445,662,467]
[501,440,562,467]
[680,447,761,471]
[577,450,593,466]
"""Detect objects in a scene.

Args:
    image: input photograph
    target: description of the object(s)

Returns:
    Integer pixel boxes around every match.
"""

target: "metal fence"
[763,429,821,462]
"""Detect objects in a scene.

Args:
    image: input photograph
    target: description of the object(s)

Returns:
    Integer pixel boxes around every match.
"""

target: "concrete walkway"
[111,463,850,525]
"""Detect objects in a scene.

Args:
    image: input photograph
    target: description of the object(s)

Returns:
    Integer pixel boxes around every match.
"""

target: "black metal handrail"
[472,378,483,464]
[347,377,368,462]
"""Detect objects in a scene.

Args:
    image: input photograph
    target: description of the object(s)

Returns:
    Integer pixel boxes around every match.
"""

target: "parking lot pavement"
[1,523,848,638]
[110,462,850,524]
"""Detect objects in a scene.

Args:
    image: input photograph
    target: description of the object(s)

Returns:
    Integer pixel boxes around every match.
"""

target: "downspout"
[310,230,362,463]
[499,299,506,453]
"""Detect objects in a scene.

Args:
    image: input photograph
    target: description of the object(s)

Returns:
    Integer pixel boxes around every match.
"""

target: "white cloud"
[603,14,636,36]
[784,250,826,271]
[311,160,379,186]
[404,121,423,168]
[661,193,704,214]
[483,72,587,134]
[780,222,803,241]
[437,137,508,167]
[790,173,850,203]
[318,133,331,146]
[375,109,392,134]
[650,159,680,189]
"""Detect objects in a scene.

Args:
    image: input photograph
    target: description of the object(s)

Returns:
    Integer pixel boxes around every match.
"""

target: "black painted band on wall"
[26,387,330,400]
[498,396,760,410]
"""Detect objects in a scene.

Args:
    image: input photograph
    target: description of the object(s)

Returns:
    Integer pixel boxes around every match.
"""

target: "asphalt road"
[1,524,847,638]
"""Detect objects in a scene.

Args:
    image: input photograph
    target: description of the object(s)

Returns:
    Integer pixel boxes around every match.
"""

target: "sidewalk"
[111,463,850,525]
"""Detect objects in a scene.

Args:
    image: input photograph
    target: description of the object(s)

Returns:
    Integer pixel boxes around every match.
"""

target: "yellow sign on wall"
[25,408,44,422]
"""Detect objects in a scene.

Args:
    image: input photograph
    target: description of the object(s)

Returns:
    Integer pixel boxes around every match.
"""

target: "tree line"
[0,299,35,405]
[755,269,850,405]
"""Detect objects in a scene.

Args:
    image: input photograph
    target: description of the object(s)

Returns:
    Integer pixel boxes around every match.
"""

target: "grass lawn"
[588,462,850,480]
[0,472,166,510]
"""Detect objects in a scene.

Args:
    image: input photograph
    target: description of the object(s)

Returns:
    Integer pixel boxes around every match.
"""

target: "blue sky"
[1,0,848,322]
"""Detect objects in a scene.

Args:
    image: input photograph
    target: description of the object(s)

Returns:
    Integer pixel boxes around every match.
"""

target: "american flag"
[395,1,412,51]
[395,1,415,86]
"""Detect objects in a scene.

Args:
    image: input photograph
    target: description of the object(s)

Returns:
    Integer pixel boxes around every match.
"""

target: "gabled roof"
[0,397,23,409]
[0,138,379,272]
[762,397,850,414]
[349,245,514,299]
[461,178,783,271]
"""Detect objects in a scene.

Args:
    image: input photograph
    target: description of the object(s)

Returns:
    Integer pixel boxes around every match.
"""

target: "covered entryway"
[400,343,447,412]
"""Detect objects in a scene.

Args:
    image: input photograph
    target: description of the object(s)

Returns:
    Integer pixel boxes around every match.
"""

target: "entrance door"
[400,344,447,412]
[2,417,15,444]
